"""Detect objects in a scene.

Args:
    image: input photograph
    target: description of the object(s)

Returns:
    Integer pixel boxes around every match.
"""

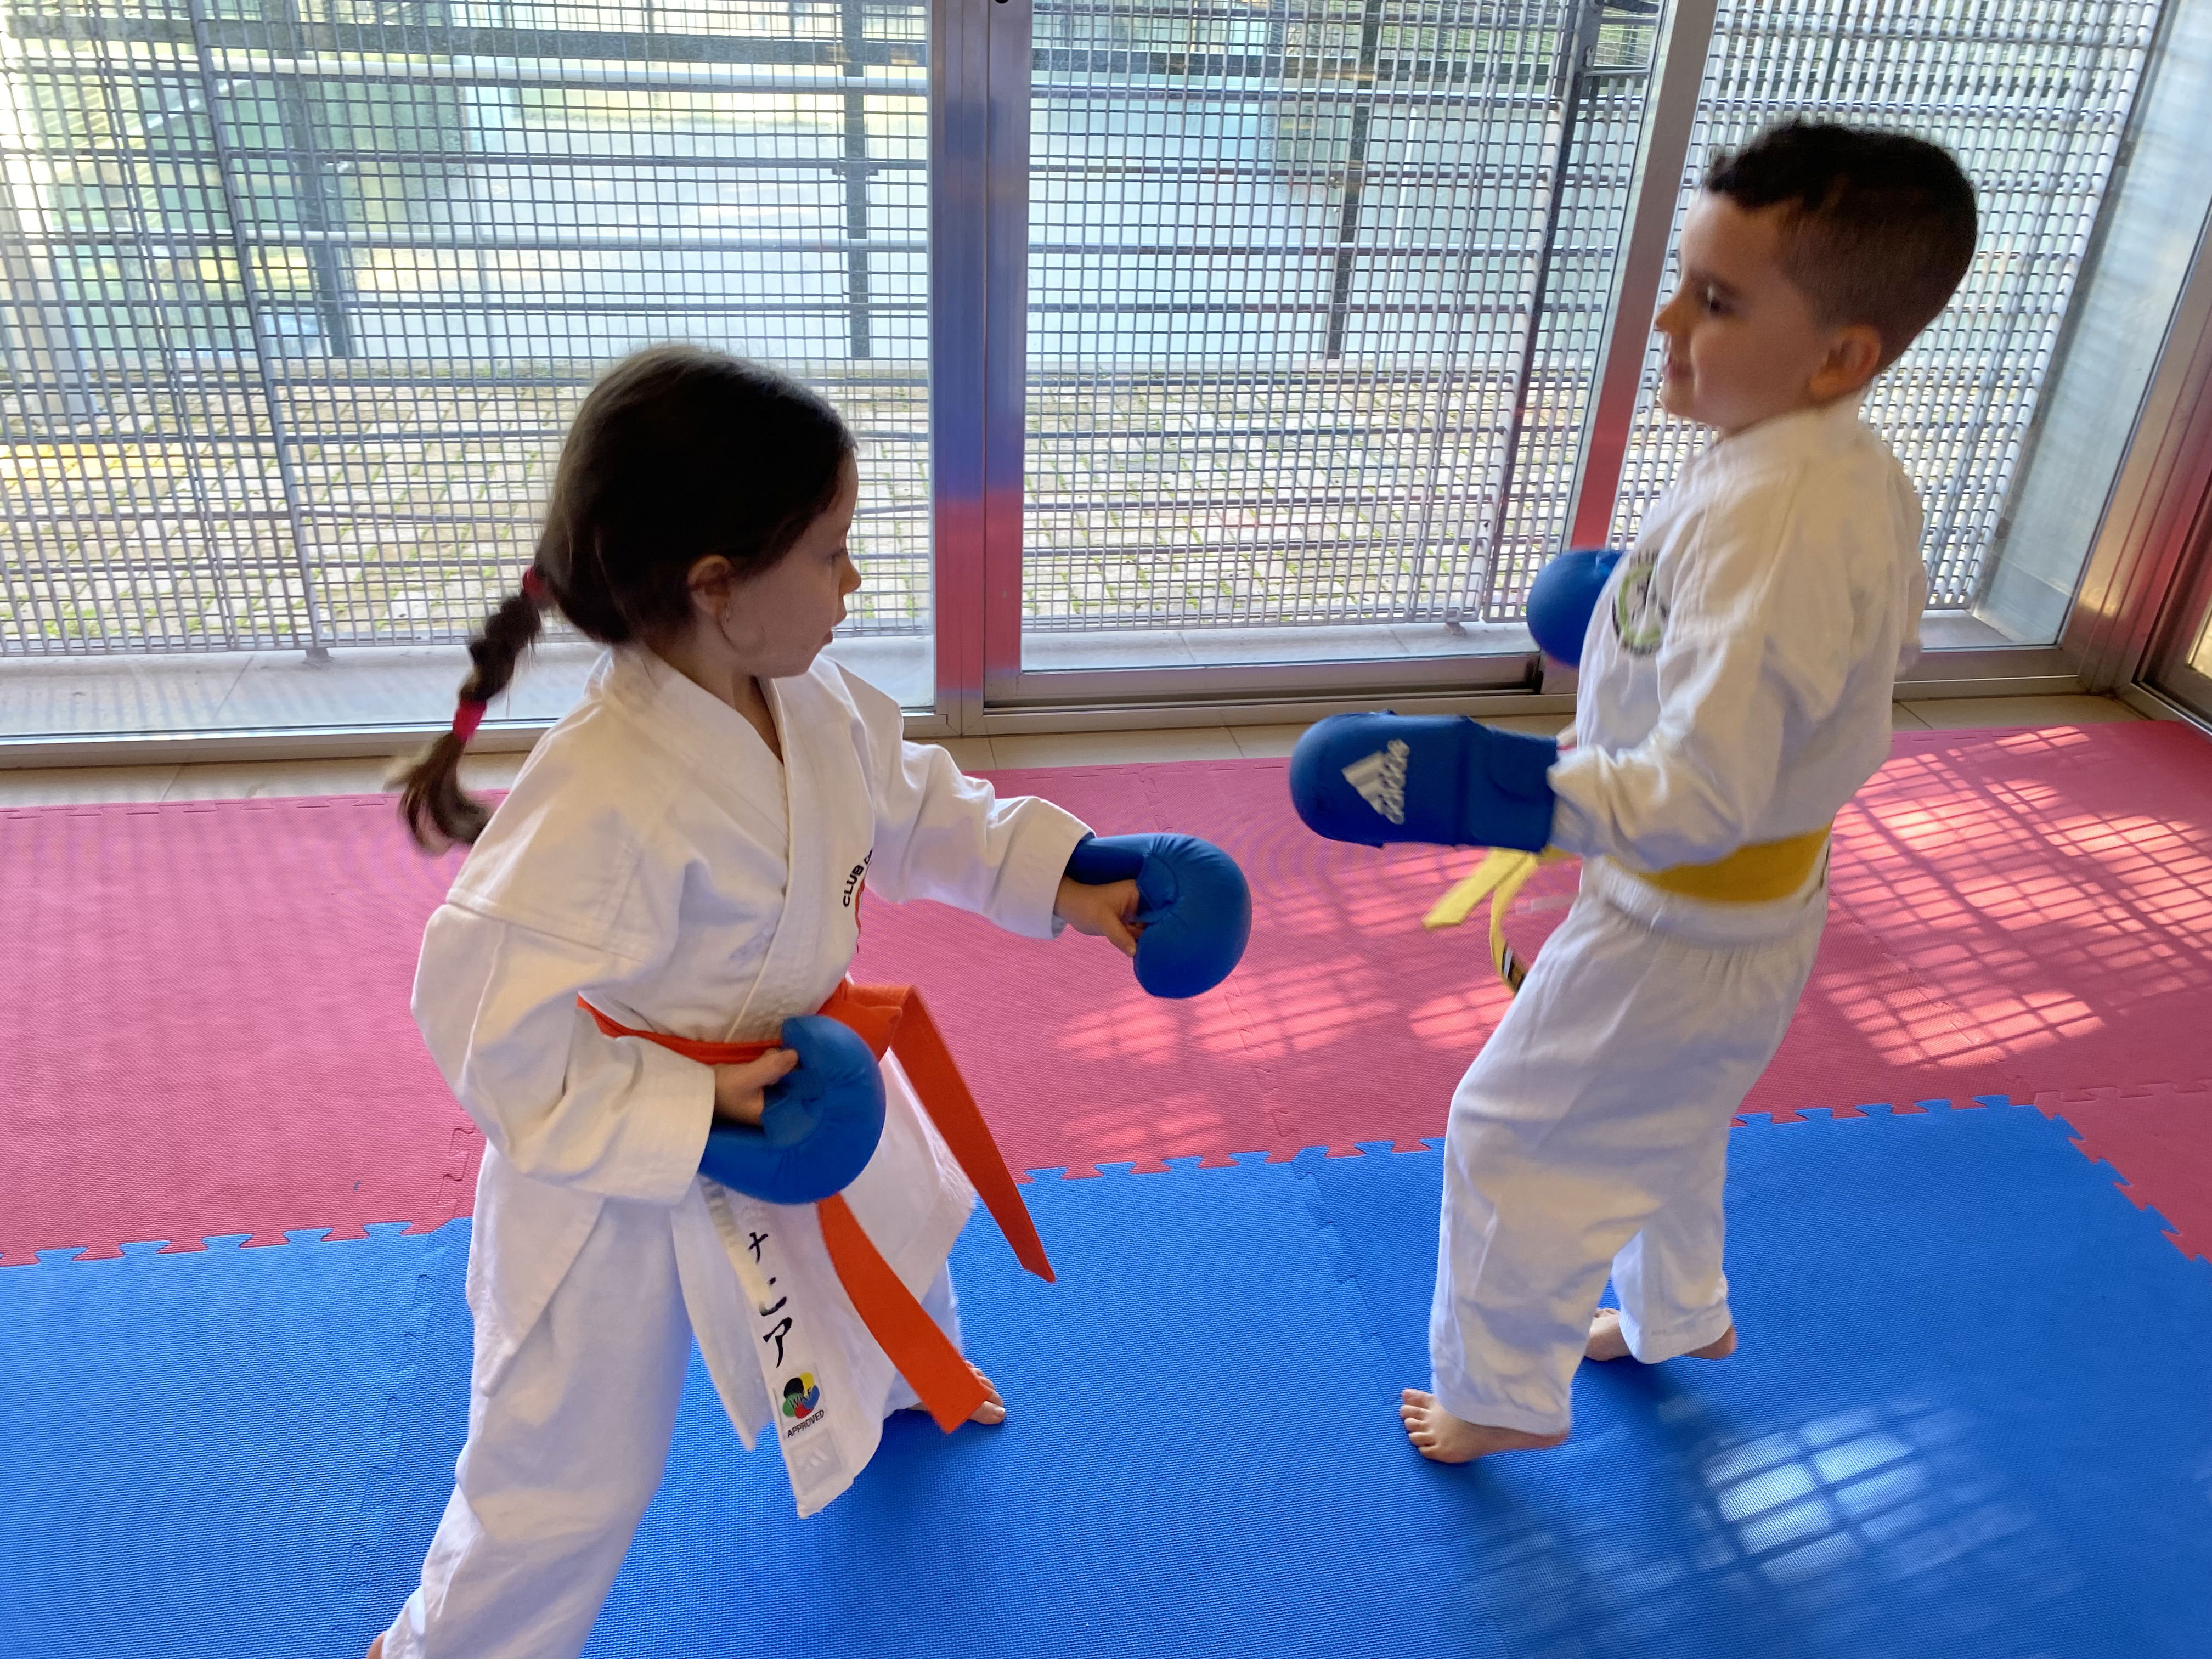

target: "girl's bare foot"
[966,1367,1007,1425]
[1398,1389,1567,1463]
[1584,1307,1737,1363]
[905,1362,1007,1425]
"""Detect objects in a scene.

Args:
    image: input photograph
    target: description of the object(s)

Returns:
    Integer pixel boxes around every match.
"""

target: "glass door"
[1606,0,2167,665]
[972,0,2191,722]
[1,0,935,740]
[2147,535,2212,723]
[1002,0,1664,701]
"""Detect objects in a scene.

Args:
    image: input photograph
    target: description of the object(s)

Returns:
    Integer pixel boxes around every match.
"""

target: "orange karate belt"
[580,981,1052,1432]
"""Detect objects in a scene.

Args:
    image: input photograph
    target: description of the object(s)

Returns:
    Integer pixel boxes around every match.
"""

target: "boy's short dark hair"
[1705,121,1978,367]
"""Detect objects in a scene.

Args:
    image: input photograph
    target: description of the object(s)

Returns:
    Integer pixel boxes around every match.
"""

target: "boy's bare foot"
[1584,1307,1737,1363]
[905,1362,1007,1425]
[1398,1389,1567,1463]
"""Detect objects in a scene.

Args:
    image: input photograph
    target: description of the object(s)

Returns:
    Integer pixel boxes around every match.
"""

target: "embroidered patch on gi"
[845,850,873,930]
[1342,740,1409,825]
[1612,549,1665,657]
[781,1373,823,1420]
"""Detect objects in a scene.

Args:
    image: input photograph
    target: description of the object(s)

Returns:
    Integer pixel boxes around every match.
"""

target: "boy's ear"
[1812,322,1886,401]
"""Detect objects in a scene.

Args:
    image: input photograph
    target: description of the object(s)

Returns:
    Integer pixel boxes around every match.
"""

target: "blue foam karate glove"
[1288,713,1558,853]
[1063,832,1252,1000]
[698,1014,885,1205]
[1525,547,1625,668]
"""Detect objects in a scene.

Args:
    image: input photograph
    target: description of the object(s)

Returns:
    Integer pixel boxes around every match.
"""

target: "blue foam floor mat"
[0,1226,456,1656]
[1300,1106,2212,1659]
[4,1105,2208,1659]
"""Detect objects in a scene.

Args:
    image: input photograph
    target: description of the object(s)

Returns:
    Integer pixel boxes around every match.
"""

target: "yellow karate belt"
[1424,825,1832,993]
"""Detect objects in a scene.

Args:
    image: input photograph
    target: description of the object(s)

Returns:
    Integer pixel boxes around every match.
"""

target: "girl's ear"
[685,554,737,620]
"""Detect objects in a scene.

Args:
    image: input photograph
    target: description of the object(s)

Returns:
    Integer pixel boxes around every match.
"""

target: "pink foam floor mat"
[1,799,479,1264]
[5,721,2210,1266]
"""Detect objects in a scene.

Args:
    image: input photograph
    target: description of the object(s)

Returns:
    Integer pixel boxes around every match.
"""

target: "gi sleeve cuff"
[998,801,1093,940]
[597,1035,720,1207]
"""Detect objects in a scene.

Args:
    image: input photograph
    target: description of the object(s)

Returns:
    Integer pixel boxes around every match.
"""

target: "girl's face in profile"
[697,454,863,681]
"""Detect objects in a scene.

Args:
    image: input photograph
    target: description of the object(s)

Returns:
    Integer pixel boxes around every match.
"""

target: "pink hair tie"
[452,699,489,746]
[521,567,548,604]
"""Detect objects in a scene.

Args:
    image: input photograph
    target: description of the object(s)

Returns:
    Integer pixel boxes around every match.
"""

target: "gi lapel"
[725,673,863,1040]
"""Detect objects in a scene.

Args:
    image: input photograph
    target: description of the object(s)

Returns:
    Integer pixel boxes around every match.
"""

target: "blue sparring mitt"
[1063,832,1252,999]
[1525,546,1625,668]
[698,1014,885,1205]
[1288,713,1558,853]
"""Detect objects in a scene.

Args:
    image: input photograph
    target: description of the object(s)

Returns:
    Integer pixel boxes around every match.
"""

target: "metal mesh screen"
[0,0,930,656]
[4,0,2169,662]
[1021,0,1661,634]
[1606,0,2162,610]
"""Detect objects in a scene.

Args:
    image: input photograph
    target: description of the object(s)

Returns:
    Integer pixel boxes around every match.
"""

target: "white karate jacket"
[1551,396,1928,878]
[411,646,1087,1513]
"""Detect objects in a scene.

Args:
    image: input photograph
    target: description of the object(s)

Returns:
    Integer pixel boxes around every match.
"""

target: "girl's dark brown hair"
[396,346,855,849]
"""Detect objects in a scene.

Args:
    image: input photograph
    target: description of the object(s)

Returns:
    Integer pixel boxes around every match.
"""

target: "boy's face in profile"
[1654,193,1882,437]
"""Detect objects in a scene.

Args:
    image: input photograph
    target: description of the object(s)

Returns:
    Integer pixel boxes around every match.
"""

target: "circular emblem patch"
[1611,550,1666,657]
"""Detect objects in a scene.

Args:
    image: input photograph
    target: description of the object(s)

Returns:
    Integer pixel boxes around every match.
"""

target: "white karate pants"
[1429,857,1824,1436]
[382,1197,961,1659]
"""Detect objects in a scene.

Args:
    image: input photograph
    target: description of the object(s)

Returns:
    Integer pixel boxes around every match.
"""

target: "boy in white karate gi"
[1293,121,1978,1460]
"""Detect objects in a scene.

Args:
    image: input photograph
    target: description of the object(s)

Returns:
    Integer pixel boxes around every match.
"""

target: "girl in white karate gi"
[371,346,1138,1659]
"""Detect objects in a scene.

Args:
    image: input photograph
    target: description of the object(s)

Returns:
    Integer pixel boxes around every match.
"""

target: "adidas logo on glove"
[1291,712,1557,853]
[1341,740,1410,825]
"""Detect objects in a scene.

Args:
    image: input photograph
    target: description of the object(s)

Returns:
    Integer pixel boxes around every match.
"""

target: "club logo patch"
[1342,740,1409,824]
[1611,549,1665,657]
